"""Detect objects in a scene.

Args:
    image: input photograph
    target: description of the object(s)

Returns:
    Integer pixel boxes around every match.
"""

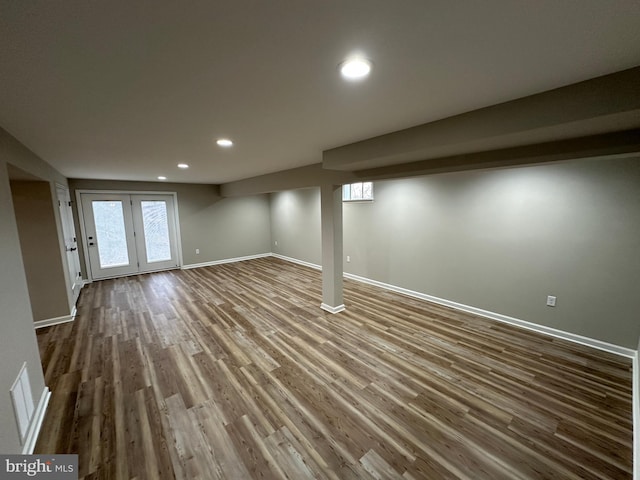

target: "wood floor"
[35,257,633,479]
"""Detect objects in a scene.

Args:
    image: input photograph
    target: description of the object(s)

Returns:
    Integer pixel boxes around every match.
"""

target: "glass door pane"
[131,194,178,273]
[92,200,130,268]
[140,201,171,263]
[80,193,139,280]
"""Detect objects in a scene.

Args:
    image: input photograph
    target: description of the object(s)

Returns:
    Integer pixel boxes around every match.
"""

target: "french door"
[80,193,179,280]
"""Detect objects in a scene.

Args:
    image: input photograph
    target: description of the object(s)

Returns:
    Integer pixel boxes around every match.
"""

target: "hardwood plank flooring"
[35,257,633,479]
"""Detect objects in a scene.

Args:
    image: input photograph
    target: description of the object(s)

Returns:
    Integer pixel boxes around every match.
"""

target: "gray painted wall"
[0,128,67,452]
[271,188,322,265]
[177,187,271,265]
[10,181,70,321]
[271,156,640,348]
[68,180,271,272]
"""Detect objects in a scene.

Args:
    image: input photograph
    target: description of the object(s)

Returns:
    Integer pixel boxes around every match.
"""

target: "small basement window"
[343,182,373,202]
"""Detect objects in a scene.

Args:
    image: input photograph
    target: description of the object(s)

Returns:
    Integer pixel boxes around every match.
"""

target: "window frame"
[342,182,374,202]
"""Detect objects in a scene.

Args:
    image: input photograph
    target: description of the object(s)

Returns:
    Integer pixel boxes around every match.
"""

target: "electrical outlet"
[346,255,351,263]
[195,248,200,255]
[275,240,278,246]
[546,295,557,307]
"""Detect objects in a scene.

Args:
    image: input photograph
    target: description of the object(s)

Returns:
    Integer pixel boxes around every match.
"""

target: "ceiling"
[1,1,639,184]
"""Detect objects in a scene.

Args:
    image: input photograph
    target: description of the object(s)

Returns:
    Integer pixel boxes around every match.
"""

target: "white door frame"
[76,189,183,281]
[55,184,83,305]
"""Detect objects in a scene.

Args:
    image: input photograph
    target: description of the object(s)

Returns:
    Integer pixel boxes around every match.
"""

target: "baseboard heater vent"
[10,363,34,444]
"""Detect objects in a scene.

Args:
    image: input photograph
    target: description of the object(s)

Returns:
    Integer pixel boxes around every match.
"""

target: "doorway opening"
[7,165,73,322]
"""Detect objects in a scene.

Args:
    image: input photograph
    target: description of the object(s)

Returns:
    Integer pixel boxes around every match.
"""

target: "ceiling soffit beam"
[353,129,640,180]
[221,128,640,197]
[220,164,359,197]
[322,67,640,171]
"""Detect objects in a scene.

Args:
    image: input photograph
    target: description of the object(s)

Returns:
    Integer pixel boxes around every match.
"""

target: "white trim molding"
[182,253,271,270]
[271,253,638,475]
[271,253,321,271]
[269,253,635,358]
[320,303,346,314]
[34,306,77,330]
[343,271,636,358]
[21,387,51,454]
[271,255,344,314]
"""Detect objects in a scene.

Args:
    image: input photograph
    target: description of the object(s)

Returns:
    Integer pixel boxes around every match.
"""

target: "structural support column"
[320,183,344,313]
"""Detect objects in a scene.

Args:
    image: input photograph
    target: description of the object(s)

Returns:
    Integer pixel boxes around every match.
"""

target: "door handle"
[68,247,77,252]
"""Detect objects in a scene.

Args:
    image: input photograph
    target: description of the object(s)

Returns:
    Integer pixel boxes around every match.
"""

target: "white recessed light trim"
[177,163,189,169]
[216,138,233,147]
[157,176,167,180]
[340,57,372,80]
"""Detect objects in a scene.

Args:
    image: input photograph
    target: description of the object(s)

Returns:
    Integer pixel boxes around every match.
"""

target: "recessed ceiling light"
[340,57,372,81]
[177,163,189,169]
[216,138,233,147]
[157,176,167,180]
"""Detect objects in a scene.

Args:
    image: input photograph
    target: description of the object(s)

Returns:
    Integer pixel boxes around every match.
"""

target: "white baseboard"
[271,253,638,477]
[21,387,51,454]
[320,303,345,314]
[34,306,77,330]
[343,271,636,358]
[271,253,321,271]
[182,253,271,270]
[272,255,344,314]
[269,253,635,358]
